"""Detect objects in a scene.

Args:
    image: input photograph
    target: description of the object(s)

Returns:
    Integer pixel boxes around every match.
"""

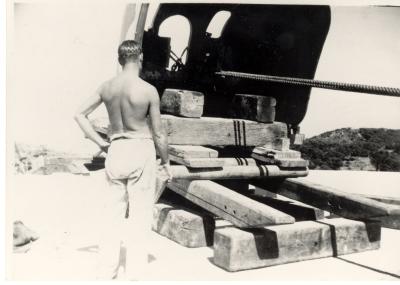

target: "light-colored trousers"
[96,136,156,280]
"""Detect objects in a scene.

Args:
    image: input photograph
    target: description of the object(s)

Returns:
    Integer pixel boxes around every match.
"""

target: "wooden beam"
[91,115,287,146]
[168,179,295,227]
[252,178,400,219]
[213,218,381,272]
[161,115,287,146]
[161,89,204,118]
[169,165,309,180]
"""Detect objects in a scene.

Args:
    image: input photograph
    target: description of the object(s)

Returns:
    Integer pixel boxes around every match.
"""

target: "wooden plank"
[252,146,301,159]
[252,178,400,219]
[232,94,276,123]
[168,145,218,158]
[161,89,204,118]
[274,158,309,168]
[217,158,259,166]
[169,154,224,168]
[169,165,309,180]
[168,179,295,228]
[91,116,287,146]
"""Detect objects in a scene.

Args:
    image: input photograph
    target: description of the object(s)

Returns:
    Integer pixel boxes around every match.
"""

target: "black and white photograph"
[4,0,400,281]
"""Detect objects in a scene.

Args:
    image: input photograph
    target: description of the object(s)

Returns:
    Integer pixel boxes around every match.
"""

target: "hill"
[293,128,400,171]
[14,143,92,175]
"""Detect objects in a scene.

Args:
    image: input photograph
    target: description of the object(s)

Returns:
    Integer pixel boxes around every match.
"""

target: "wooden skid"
[213,218,381,272]
[167,179,295,228]
[91,115,287,146]
[253,178,400,219]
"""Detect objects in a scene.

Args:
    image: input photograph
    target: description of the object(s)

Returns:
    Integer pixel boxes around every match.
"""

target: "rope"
[216,70,400,98]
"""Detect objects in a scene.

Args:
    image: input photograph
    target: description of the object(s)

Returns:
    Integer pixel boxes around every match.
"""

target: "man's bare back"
[100,74,157,136]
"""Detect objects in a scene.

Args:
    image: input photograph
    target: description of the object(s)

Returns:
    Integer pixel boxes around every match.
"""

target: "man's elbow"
[152,130,166,140]
[74,113,85,123]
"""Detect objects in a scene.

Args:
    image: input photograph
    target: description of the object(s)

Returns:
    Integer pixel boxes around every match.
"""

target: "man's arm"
[74,86,110,151]
[148,87,169,165]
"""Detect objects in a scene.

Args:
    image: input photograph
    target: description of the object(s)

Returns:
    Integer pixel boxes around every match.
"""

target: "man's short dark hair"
[118,40,142,66]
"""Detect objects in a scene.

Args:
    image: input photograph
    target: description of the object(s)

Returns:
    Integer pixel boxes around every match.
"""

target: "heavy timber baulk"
[88,3,400,272]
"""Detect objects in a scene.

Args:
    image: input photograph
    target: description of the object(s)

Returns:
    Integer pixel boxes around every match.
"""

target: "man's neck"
[122,62,140,76]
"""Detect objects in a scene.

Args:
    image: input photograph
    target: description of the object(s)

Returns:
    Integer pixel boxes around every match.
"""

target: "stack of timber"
[90,90,398,272]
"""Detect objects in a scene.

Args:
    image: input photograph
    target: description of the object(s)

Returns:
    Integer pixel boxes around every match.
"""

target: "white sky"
[7,3,400,155]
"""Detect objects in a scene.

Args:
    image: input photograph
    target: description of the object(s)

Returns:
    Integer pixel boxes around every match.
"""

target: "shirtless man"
[74,40,172,280]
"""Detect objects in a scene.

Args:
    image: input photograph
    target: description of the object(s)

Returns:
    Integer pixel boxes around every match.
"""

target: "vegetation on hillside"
[293,128,400,171]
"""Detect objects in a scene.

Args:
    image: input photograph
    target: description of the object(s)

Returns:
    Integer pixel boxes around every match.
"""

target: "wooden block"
[275,158,309,168]
[169,154,225,168]
[92,115,288,146]
[213,218,381,272]
[290,133,305,145]
[169,165,309,180]
[160,89,204,118]
[69,161,90,175]
[263,138,291,151]
[167,179,295,228]
[168,145,218,159]
[152,203,215,247]
[232,94,276,123]
[253,178,400,220]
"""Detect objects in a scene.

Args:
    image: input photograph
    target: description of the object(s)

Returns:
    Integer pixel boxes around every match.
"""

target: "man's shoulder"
[133,79,158,100]
[138,79,157,93]
[97,78,115,94]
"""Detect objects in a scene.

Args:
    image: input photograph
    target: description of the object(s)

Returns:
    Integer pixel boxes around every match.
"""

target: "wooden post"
[232,94,276,123]
[134,3,149,46]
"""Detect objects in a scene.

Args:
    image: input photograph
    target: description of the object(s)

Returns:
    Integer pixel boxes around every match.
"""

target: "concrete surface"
[6,170,400,280]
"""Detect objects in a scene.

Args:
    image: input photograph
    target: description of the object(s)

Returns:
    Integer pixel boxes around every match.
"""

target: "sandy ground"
[6,170,400,281]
